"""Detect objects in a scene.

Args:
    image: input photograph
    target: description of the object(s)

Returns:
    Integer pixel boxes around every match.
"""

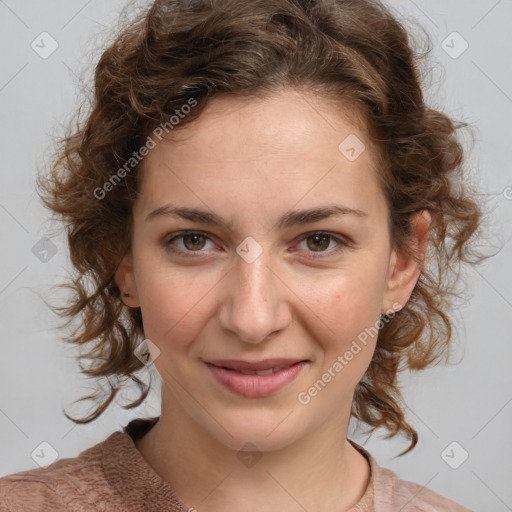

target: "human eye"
[164,230,351,260]
[294,231,350,260]
[165,230,217,257]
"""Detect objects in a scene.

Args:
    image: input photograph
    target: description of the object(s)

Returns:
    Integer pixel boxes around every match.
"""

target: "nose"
[218,250,292,345]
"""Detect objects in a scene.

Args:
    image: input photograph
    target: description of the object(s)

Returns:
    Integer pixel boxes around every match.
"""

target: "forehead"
[136,88,384,221]
[148,88,373,162]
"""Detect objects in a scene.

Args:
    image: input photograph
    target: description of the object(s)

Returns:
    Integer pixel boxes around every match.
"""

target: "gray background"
[1,1,511,510]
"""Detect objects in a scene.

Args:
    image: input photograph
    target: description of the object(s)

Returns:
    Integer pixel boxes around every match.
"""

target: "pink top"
[0,417,472,511]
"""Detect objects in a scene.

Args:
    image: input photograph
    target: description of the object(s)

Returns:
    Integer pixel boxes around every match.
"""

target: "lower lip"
[205,361,308,398]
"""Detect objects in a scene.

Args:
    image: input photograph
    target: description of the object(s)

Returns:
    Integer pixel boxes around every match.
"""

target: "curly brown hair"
[37,0,491,456]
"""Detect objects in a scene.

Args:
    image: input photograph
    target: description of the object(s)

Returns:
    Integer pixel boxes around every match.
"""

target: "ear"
[114,249,141,308]
[381,209,431,315]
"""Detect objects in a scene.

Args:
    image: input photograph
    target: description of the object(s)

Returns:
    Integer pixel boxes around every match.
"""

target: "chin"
[204,413,305,453]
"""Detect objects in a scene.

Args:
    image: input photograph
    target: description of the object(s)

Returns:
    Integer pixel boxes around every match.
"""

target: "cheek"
[136,265,219,349]
[303,267,384,335]
[296,269,383,376]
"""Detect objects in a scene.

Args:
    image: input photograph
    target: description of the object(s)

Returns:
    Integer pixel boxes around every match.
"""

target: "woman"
[0,0,486,510]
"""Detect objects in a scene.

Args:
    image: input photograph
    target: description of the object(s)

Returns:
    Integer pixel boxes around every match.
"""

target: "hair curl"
[37,0,492,456]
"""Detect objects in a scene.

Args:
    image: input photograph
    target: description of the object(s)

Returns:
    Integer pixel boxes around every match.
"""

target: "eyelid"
[165,230,351,258]
[165,230,218,257]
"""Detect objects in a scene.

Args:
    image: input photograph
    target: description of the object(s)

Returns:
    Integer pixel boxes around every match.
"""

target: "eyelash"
[164,230,350,260]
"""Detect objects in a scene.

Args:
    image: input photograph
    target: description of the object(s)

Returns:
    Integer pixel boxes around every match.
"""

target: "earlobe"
[114,250,140,308]
[381,210,431,315]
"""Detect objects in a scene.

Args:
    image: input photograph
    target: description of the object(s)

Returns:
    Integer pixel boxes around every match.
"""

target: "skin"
[114,87,431,512]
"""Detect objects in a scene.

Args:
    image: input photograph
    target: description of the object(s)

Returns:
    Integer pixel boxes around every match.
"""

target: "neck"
[135,388,370,512]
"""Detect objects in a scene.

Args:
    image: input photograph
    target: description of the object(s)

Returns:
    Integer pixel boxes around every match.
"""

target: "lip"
[205,359,309,398]
[206,358,306,371]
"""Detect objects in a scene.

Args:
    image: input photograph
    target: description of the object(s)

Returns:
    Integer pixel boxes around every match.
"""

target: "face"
[115,88,429,452]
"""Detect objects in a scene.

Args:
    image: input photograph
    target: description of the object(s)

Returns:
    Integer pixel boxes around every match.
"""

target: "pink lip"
[206,358,305,371]
[205,359,308,398]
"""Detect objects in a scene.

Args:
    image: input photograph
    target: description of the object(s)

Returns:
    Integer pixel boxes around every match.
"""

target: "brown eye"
[164,230,349,260]
[166,231,214,256]
[182,233,207,251]
[305,233,331,252]
[296,231,349,259]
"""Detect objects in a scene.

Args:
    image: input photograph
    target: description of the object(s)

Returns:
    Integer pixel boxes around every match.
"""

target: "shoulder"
[374,463,473,511]
[0,431,126,512]
[0,477,69,511]
[348,439,473,512]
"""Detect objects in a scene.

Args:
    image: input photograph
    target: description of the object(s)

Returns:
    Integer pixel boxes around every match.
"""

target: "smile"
[204,359,309,397]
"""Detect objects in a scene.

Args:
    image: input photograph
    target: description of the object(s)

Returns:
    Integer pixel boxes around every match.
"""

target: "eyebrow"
[145,203,368,231]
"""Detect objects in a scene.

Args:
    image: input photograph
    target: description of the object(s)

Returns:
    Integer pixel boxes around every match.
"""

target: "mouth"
[205,358,308,373]
[204,358,309,397]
